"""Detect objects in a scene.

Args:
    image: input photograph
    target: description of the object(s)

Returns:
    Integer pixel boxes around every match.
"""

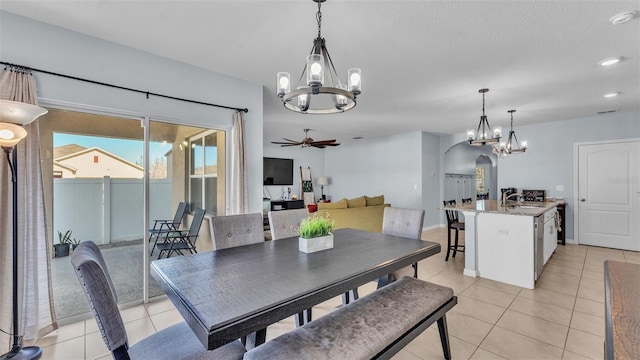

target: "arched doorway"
[443,141,497,202]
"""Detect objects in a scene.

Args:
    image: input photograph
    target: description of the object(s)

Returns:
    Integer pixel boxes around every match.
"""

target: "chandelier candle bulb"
[521,141,527,149]
[494,126,502,138]
[467,129,475,140]
[335,84,348,108]
[348,68,362,94]
[307,54,324,87]
[277,72,291,97]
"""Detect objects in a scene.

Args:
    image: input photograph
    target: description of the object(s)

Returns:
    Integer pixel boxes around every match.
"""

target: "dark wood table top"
[150,228,441,350]
[604,260,640,360]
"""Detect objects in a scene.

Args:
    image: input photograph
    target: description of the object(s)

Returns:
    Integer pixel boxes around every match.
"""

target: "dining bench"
[244,276,457,360]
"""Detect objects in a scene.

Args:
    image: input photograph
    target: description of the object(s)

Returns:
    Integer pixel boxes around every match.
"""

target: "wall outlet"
[556,185,565,191]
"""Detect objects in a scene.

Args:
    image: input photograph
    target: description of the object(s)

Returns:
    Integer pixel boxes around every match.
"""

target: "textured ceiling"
[2,0,639,145]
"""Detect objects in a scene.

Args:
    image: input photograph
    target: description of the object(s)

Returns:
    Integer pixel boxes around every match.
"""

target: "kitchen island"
[442,200,558,289]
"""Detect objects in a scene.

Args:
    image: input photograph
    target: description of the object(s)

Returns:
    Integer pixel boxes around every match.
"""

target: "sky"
[54,133,171,164]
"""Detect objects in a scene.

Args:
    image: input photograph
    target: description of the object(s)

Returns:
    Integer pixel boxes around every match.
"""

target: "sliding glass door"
[41,108,226,322]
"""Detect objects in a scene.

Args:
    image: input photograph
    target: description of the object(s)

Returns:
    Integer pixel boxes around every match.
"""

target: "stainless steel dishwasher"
[534,214,544,280]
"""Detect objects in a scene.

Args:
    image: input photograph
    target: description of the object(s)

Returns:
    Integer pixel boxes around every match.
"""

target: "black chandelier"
[493,109,527,157]
[467,88,501,146]
[276,0,361,114]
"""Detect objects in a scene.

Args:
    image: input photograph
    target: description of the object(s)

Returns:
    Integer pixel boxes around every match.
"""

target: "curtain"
[0,68,56,348]
[229,111,248,214]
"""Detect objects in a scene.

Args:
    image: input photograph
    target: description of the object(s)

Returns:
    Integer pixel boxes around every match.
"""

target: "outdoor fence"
[53,176,172,245]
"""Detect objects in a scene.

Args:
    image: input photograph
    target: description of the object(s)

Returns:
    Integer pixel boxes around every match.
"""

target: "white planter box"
[299,234,334,253]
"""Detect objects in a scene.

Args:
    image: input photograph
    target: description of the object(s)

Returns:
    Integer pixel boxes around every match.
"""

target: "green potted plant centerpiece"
[298,215,335,253]
[54,230,73,258]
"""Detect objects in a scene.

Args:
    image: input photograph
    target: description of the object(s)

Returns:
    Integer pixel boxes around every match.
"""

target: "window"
[189,130,225,215]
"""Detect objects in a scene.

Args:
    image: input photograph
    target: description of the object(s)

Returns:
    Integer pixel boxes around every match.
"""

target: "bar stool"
[443,200,465,261]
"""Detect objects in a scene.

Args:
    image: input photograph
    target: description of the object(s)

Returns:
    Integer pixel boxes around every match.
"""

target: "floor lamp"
[317,176,328,201]
[0,100,47,360]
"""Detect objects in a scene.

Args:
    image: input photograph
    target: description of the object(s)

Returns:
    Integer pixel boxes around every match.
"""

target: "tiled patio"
[39,227,639,359]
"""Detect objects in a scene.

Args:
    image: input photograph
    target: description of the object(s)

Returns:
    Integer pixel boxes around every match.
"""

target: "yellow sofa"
[314,195,389,233]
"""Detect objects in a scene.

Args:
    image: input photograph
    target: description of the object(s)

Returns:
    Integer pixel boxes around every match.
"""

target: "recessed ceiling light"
[603,92,622,98]
[599,57,622,66]
[610,11,635,25]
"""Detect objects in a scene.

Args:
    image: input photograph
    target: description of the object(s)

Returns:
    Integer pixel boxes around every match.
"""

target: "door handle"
[580,198,586,202]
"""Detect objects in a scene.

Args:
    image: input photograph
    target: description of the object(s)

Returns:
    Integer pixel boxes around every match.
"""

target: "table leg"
[295,308,313,327]
[242,328,267,350]
[341,288,359,305]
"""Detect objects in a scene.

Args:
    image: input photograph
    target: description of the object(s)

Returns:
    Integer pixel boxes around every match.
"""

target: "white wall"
[498,110,640,242]
[325,132,424,210]
[262,143,325,201]
[421,132,441,228]
[1,11,264,213]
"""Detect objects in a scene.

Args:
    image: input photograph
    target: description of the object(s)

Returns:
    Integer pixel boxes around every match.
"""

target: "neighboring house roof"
[52,161,77,173]
[54,145,144,172]
[53,144,87,159]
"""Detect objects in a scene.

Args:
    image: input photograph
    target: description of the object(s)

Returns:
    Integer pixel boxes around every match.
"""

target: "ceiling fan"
[271,129,340,149]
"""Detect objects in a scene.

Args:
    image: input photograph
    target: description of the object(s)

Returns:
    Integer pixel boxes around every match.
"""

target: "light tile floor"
[36,227,639,360]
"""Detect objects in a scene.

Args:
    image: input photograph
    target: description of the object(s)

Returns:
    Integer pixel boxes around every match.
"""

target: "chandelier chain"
[482,91,486,115]
[316,1,322,38]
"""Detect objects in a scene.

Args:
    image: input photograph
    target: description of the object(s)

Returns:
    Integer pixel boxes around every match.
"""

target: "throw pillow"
[347,196,366,208]
[318,198,347,210]
[365,195,385,206]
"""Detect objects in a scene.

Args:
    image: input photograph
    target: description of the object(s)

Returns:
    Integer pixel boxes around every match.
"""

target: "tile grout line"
[560,245,589,358]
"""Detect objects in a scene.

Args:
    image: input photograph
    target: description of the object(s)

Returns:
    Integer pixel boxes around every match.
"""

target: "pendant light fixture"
[496,109,527,156]
[467,88,501,146]
[276,0,361,114]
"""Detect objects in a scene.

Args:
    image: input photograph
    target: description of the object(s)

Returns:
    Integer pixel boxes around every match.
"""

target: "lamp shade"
[0,99,48,125]
[317,176,328,186]
[0,122,28,147]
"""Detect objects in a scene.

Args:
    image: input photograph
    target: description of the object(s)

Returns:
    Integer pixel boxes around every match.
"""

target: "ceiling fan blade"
[322,143,341,146]
[311,140,337,145]
[311,144,326,148]
[280,143,301,147]
[282,138,300,143]
[271,141,301,145]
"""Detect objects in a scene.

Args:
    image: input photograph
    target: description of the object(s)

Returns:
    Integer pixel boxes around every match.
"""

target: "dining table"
[150,227,441,351]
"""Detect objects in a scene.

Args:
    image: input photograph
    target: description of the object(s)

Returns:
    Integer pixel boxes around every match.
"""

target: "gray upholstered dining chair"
[71,241,246,360]
[267,208,313,327]
[377,207,425,288]
[211,213,264,250]
[268,208,308,240]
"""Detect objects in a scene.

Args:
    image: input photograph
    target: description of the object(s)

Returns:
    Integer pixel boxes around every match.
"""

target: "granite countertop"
[441,200,558,217]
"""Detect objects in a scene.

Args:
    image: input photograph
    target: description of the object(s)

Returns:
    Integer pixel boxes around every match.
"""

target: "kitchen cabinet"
[543,208,557,265]
[447,200,559,289]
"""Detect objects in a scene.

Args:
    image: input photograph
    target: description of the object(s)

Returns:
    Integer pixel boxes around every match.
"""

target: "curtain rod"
[0,61,248,113]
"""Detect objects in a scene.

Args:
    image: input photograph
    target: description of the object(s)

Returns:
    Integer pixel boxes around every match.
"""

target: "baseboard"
[463,268,479,278]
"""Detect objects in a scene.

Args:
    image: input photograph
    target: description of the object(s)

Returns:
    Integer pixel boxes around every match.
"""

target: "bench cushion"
[244,277,454,360]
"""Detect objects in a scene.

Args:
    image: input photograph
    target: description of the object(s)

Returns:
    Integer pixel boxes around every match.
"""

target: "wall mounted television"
[263,157,294,185]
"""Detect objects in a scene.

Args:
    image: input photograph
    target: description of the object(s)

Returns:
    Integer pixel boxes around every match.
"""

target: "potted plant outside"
[298,215,335,253]
[54,230,73,258]
[71,237,81,251]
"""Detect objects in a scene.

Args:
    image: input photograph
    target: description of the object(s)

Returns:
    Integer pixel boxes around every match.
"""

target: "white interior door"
[577,140,640,251]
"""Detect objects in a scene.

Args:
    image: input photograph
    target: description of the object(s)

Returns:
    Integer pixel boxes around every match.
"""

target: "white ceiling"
[2,0,639,145]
